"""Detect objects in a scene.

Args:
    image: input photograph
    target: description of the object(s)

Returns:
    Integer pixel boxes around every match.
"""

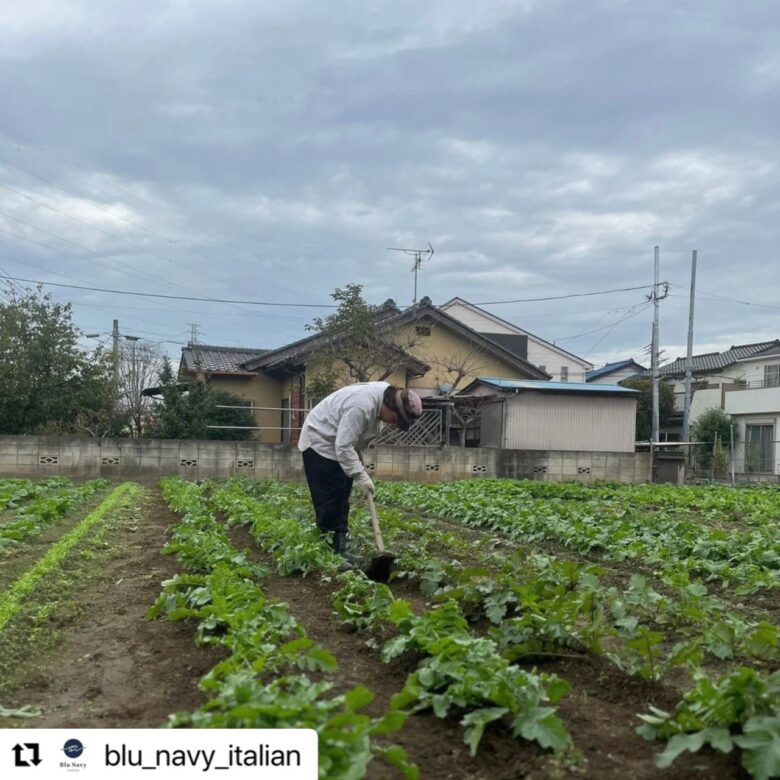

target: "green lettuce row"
[0,477,71,513]
[0,482,140,631]
[638,667,780,779]
[375,479,780,593]
[155,478,417,780]
[0,479,109,552]
[207,478,573,758]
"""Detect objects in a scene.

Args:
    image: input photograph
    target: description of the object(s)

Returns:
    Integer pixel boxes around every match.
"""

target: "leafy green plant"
[638,667,780,778]
[385,600,571,756]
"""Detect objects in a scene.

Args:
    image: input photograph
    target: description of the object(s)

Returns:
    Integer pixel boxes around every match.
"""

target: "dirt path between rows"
[0,485,745,779]
[227,523,744,780]
[3,486,221,727]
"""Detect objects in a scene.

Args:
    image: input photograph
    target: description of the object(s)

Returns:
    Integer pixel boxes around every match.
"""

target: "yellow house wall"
[208,374,285,443]
[398,323,530,392]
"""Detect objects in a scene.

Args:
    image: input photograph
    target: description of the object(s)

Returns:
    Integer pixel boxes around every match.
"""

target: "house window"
[764,364,780,388]
[416,325,432,337]
[560,366,569,382]
[746,424,774,473]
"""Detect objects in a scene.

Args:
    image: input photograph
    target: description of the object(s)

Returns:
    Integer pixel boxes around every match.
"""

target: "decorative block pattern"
[577,466,591,474]
[39,455,59,465]
[472,464,488,473]
[237,459,254,468]
[364,462,375,471]
[533,465,548,474]
[180,458,198,467]
[425,463,440,472]
[101,456,120,466]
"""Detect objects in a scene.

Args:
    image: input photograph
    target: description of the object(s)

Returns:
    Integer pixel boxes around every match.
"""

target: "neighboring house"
[645,340,780,476]
[439,297,593,382]
[459,378,639,453]
[586,359,646,384]
[178,299,549,443]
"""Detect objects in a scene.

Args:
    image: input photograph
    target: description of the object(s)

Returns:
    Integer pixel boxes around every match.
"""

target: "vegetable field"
[0,476,778,779]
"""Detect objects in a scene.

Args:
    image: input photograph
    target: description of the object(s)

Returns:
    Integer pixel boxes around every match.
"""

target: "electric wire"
[0,154,316,302]
[0,181,240,292]
[668,287,780,312]
[0,274,336,308]
[553,302,652,343]
[474,283,663,305]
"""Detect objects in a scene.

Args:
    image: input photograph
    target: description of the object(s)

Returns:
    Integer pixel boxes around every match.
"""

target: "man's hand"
[354,471,375,498]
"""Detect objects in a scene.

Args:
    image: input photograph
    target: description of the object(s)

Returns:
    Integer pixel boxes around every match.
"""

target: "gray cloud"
[1,0,778,366]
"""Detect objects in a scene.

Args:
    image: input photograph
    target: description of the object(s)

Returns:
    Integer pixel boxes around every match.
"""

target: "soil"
[0,486,749,779]
[226,525,745,780]
[1,487,221,727]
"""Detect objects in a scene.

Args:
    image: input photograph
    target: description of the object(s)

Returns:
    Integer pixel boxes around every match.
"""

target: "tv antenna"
[386,242,434,305]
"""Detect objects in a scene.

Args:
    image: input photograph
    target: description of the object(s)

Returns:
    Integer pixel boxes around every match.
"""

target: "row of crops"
[152,477,780,779]
[0,477,136,640]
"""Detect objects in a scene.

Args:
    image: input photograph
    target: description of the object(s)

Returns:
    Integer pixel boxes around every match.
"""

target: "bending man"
[298,382,423,559]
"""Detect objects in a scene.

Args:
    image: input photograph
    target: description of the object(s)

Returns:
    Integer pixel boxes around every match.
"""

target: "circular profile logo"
[63,739,85,758]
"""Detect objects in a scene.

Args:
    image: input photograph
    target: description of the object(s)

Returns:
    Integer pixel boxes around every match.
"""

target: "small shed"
[459,378,639,453]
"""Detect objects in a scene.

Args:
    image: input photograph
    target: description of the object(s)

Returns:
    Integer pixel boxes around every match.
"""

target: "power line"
[0,208,184,289]
[553,302,651,343]
[474,283,663,305]
[0,154,314,302]
[668,287,780,312]
[0,181,235,291]
[584,304,652,357]
[0,274,337,308]
[0,223,182,291]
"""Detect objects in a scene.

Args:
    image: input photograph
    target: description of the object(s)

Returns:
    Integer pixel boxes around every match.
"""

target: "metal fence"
[209,404,445,447]
[372,409,444,447]
[651,440,780,483]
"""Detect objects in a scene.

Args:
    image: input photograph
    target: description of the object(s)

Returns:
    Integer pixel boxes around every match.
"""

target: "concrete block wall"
[0,436,649,484]
[500,449,651,484]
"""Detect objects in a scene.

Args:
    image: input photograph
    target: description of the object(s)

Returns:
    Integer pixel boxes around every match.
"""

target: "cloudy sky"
[1,0,778,370]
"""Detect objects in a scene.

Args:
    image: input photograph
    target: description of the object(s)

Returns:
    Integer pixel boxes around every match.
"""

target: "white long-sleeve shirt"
[298,382,388,477]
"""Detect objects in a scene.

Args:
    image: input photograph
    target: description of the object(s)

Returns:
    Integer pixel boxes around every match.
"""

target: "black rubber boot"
[332,530,360,570]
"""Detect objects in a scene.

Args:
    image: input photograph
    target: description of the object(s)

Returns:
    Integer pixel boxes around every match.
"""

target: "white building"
[653,340,780,477]
[440,298,593,383]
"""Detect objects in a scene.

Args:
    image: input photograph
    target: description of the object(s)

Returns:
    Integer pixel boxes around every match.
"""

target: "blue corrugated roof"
[476,378,639,394]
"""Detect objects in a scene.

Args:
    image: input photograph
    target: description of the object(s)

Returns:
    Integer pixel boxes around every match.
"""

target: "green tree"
[145,360,255,440]
[691,407,736,471]
[306,284,418,384]
[620,377,676,441]
[0,285,114,434]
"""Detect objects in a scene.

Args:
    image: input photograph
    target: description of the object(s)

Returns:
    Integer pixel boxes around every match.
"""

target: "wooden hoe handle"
[366,493,385,553]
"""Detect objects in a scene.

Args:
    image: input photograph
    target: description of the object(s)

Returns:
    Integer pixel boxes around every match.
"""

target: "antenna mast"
[386,243,435,305]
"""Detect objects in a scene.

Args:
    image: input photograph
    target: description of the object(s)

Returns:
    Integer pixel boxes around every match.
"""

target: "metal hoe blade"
[365,493,395,583]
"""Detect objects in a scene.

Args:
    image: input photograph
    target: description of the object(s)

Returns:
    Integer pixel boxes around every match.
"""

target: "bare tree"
[426,343,492,447]
[426,341,491,395]
[117,340,166,437]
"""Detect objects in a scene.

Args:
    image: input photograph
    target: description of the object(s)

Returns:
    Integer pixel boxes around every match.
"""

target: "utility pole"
[386,243,434,306]
[651,247,660,445]
[682,249,698,442]
[112,319,120,391]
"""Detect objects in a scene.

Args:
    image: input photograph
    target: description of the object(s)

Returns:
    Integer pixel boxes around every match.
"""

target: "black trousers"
[301,448,354,533]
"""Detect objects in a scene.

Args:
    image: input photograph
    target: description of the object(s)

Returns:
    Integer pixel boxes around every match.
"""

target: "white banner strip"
[0,729,317,779]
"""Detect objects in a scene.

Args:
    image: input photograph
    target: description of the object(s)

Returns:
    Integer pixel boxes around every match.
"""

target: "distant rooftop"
[465,378,639,394]
[640,340,779,378]
[586,359,645,381]
[181,344,268,375]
